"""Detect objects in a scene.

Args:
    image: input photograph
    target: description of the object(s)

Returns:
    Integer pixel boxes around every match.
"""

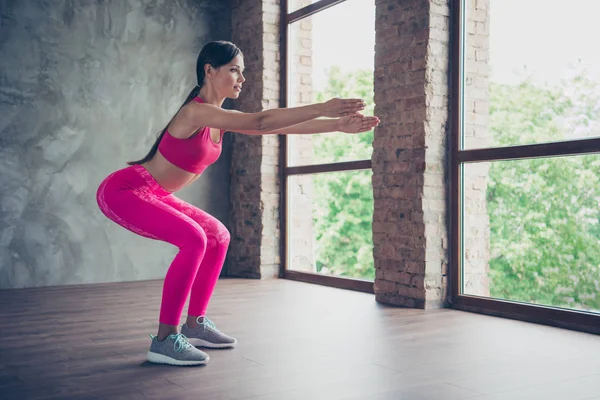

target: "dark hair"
[127,41,243,165]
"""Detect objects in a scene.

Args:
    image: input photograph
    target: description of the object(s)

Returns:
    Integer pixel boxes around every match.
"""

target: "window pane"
[463,0,600,149]
[287,170,374,280]
[462,155,600,314]
[287,0,375,166]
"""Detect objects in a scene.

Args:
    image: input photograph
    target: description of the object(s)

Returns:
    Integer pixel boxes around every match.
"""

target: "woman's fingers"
[344,99,366,113]
[345,99,365,107]
[362,117,379,127]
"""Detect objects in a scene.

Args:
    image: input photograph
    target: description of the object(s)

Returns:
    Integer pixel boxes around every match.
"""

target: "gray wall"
[0,0,233,289]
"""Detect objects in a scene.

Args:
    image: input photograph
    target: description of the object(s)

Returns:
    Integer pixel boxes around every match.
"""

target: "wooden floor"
[1,279,599,400]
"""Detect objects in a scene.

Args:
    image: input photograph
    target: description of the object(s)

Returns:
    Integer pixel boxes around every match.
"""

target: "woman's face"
[212,55,245,99]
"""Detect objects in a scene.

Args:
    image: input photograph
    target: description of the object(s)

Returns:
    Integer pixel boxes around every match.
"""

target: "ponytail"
[127,84,202,166]
[128,40,242,166]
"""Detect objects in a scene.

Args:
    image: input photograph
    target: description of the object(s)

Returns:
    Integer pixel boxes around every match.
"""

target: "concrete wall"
[0,0,232,289]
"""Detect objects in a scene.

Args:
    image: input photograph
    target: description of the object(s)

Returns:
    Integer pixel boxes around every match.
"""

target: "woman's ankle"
[157,323,179,341]
[186,315,202,329]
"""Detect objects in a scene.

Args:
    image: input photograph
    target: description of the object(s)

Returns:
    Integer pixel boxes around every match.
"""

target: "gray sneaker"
[181,317,237,348]
[146,333,210,366]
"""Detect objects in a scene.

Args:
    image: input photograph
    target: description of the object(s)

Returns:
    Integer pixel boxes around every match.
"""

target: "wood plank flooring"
[1,278,599,400]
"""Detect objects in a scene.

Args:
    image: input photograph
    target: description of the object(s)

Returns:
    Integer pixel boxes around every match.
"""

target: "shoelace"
[149,333,194,352]
[199,317,221,333]
[170,333,194,352]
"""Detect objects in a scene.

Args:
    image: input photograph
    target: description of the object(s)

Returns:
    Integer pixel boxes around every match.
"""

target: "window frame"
[449,0,600,334]
[279,0,375,293]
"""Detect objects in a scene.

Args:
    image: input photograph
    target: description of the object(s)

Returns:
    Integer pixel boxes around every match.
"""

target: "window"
[281,0,376,292]
[451,0,600,332]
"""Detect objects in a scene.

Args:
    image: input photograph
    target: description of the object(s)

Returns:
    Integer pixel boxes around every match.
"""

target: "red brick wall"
[372,0,450,308]
[228,0,281,278]
[372,0,490,307]
[227,0,491,301]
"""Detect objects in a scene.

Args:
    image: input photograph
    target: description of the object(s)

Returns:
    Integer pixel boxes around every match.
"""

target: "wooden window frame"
[279,0,374,294]
[449,0,600,335]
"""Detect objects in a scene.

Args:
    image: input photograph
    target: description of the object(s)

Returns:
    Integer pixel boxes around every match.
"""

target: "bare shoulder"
[166,102,207,139]
[179,101,261,133]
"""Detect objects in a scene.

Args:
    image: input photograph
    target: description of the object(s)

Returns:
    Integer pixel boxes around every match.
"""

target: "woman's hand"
[321,98,366,117]
[337,113,380,134]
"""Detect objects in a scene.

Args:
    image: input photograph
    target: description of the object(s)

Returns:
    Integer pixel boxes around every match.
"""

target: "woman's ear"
[204,64,213,79]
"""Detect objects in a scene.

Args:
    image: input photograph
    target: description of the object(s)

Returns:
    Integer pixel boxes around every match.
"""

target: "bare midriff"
[140,127,222,193]
[141,152,200,193]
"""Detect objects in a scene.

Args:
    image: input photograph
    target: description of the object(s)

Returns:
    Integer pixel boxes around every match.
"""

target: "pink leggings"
[96,165,230,325]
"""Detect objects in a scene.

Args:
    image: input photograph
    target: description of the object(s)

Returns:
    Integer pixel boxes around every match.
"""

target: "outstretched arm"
[241,114,380,135]
[184,98,366,134]
[233,117,339,135]
[225,110,380,135]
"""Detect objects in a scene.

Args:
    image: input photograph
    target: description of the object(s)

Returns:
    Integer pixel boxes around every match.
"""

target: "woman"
[96,41,380,366]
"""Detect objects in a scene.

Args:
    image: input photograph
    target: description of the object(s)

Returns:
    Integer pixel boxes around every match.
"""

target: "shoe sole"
[187,337,237,349]
[147,351,209,366]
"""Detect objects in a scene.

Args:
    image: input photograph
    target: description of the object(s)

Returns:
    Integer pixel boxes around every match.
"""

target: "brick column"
[287,5,316,273]
[372,0,491,307]
[463,0,491,296]
[228,0,281,278]
[372,0,451,308]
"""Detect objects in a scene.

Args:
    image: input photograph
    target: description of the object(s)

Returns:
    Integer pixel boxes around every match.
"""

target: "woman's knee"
[179,223,208,251]
[219,226,231,246]
[208,222,230,249]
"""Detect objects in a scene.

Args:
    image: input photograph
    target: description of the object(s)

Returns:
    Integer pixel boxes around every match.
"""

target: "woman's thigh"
[96,170,206,247]
[160,196,230,248]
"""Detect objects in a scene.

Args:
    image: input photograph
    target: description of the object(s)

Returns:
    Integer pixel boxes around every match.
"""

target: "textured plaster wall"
[0,0,232,288]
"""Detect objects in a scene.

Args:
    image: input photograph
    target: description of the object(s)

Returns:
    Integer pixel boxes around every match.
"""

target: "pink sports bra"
[158,97,224,174]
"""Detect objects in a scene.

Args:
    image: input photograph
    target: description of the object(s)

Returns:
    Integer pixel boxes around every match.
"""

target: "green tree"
[311,66,375,279]
[487,70,600,311]
[312,64,600,311]
[313,68,600,310]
